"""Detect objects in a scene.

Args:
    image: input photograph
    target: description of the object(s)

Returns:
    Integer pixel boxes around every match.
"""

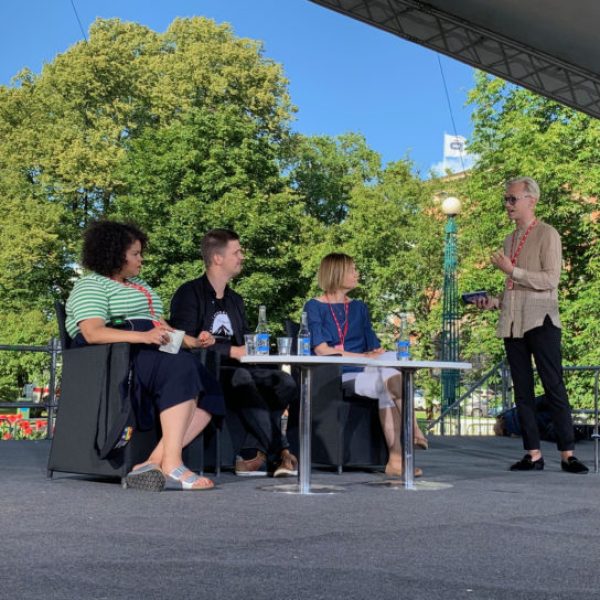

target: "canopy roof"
[309,0,600,118]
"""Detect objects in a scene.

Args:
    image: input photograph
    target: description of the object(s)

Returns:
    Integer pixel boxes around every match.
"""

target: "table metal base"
[366,479,453,491]
[258,483,346,495]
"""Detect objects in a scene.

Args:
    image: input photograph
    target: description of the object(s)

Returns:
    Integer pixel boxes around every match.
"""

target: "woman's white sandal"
[124,463,166,492]
[165,465,214,491]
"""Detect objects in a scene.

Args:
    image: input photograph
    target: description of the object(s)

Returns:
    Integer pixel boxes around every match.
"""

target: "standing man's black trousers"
[504,315,575,452]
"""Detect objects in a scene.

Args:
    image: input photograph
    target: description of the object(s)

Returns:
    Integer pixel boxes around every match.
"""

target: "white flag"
[444,134,467,159]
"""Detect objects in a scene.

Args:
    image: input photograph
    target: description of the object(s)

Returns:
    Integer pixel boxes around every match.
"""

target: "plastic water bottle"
[255,305,270,355]
[297,311,311,356]
[396,313,410,361]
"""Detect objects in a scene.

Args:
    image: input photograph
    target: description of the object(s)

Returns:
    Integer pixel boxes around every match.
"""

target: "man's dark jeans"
[504,315,575,452]
[220,366,297,462]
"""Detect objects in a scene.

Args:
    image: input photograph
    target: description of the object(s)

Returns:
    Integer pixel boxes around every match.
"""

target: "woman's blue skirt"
[73,320,225,430]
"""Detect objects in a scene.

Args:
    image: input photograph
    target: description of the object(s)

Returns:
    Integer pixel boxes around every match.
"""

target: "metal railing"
[428,360,520,436]
[427,360,600,472]
[2,339,599,471]
[0,339,60,440]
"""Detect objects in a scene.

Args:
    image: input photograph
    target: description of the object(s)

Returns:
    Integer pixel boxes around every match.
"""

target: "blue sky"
[0,0,476,175]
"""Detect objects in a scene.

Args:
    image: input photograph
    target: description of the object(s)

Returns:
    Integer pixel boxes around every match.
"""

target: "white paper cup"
[159,329,185,354]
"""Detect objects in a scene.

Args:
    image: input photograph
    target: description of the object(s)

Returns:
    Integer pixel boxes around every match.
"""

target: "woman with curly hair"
[304,253,427,478]
[65,220,224,491]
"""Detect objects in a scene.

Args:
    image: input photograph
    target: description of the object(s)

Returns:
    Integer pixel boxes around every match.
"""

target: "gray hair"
[505,177,540,199]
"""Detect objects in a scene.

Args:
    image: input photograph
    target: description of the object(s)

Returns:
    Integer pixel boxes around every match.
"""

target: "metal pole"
[46,337,60,440]
[441,214,461,430]
[594,370,599,474]
[402,369,415,490]
[298,366,312,494]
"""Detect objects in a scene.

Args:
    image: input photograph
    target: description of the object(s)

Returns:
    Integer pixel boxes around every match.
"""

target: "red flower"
[16,420,32,434]
[2,432,12,440]
[35,420,46,430]
[7,414,21,424]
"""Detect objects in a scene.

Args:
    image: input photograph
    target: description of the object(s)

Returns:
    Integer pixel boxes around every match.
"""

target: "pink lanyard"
[327,298,349,350]
[112,279,161,327]
[507,219,538,289]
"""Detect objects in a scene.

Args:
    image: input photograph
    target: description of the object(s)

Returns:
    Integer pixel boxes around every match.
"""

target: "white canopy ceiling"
[309,0,600,118]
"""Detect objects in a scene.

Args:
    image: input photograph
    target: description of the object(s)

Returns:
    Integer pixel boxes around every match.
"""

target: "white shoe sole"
[273,469,298,478]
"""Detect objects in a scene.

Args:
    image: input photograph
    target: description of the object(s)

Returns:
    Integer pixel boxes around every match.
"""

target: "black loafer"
[510,454,544,471]
[561,456,589,474]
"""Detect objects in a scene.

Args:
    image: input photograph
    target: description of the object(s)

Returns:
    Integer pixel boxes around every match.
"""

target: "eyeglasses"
[503,194,531,206]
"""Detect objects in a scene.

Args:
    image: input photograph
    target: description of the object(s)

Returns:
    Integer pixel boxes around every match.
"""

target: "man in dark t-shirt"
[170,229,298,477]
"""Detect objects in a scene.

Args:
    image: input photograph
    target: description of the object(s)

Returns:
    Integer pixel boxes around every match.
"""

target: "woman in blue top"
[66,220,224,491]
[304,253,426,477]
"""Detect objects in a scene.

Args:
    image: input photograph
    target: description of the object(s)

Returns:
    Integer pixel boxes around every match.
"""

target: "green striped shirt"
[65,273,164,339]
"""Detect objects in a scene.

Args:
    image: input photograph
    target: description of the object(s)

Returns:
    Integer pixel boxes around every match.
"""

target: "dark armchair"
[47,302,218,485]
[284,319,387,473]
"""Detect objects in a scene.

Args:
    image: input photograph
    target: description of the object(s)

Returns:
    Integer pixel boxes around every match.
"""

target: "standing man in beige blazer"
[476,177,588,474]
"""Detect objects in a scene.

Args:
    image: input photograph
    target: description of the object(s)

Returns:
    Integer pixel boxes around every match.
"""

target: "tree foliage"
[0,16,295,394]
[0,19,597,407]
[284,132,381,224]
[446,73,600,403]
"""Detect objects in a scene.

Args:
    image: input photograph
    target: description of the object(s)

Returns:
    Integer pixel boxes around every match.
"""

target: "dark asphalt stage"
[1,437,599,600]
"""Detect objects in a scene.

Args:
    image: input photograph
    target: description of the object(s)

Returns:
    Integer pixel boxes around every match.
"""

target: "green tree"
[2,18,598,412]
[1,16,293,265]
[0,16,294,396]
[284,132,381,224]
[440,73,600,404]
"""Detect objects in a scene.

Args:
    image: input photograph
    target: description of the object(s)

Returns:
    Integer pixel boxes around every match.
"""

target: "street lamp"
[440,196,462,420]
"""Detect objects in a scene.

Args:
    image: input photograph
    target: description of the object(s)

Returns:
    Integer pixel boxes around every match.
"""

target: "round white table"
[240,355,471,494]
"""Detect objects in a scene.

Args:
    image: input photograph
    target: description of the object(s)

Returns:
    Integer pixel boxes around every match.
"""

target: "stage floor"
[1,436,599,599]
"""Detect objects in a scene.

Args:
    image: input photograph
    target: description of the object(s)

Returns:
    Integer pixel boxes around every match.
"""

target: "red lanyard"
[327,298,349,349]
[509,219,538,266]
[112,278,161,327]
[507,219,537,290]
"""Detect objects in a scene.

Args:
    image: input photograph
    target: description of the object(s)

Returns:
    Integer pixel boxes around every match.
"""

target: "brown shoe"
[235,451,267,477]
[273,449,298,478]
